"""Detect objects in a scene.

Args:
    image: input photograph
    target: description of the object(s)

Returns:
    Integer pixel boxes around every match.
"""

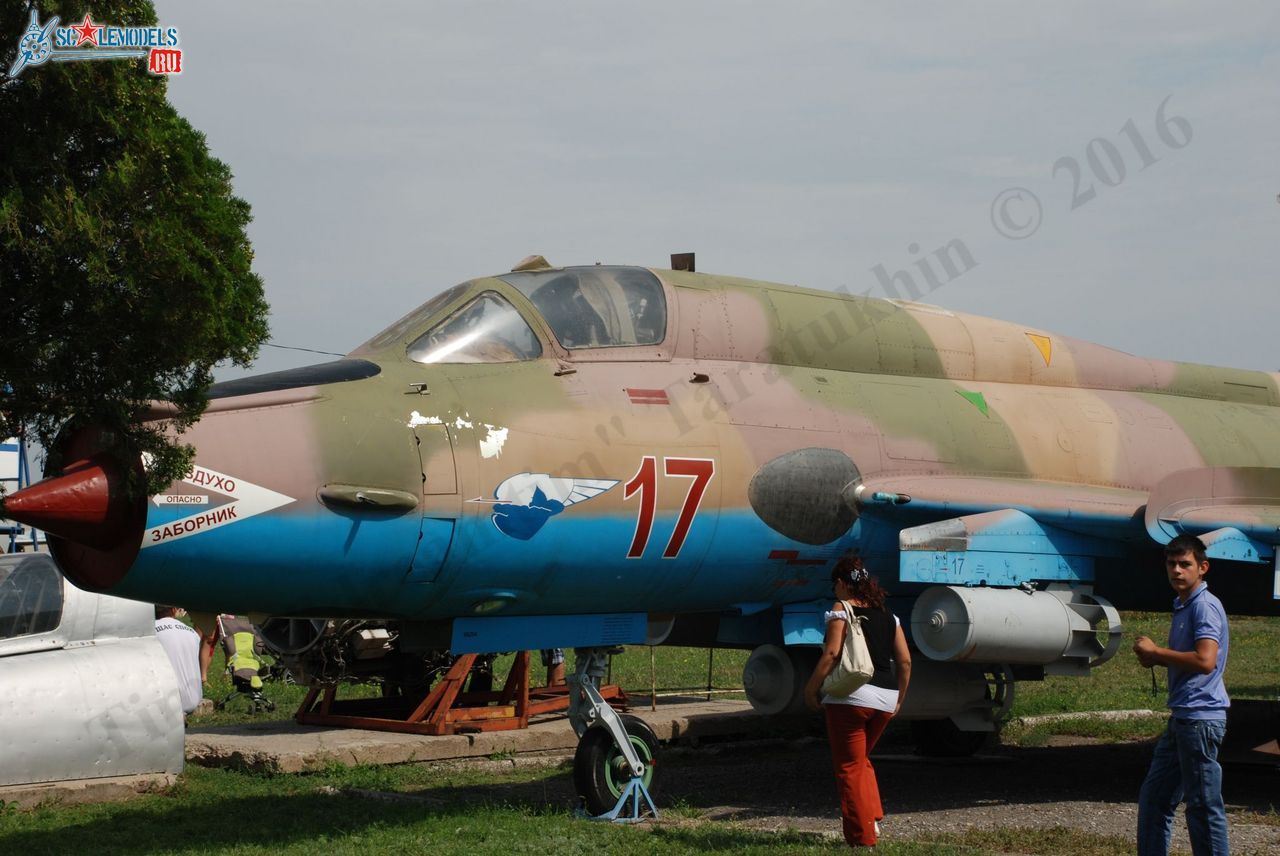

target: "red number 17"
[624,456,715,559]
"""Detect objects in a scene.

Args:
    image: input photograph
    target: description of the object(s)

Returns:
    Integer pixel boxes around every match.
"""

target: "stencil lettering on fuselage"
[142,464,296,548]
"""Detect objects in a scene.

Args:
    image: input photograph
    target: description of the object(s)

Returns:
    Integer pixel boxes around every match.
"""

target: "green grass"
[980,611,1278,745]
[920,826,1136,856]
[11,613,1279,855]
[4,751,1272,856]
[195,612,1278,740]
[1001,713,1169,747]
[194,651,376,726]
[191,645,752,727]
[1008,613,1280,720]
[578,646,751,701]
[0,763,959,855]
[18,752,1269,855]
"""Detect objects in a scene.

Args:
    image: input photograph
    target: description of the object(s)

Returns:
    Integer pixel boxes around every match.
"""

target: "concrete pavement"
[186,696,799,774]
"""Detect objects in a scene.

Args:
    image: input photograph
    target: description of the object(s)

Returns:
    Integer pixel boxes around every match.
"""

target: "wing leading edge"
[853,469,1280,600]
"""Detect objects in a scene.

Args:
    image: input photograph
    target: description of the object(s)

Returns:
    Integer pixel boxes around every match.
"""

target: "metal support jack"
[580,774,660,823]
[294,651,623,735]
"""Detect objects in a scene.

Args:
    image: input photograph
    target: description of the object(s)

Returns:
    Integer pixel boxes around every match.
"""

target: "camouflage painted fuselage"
[103,266,1280,623]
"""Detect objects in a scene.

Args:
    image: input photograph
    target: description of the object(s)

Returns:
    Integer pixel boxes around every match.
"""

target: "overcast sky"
[153,2,1280,378]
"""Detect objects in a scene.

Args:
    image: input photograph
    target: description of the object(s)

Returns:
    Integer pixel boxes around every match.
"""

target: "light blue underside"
[126,502,1144,621]
[124,505,849,619]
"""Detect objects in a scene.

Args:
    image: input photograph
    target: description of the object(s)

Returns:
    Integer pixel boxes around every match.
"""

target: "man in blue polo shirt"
[1133,534,1231,856]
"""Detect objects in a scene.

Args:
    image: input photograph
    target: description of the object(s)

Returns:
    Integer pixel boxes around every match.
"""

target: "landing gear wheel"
[910,717,991,757]
[573,714,661,816]
[743,644,812,716]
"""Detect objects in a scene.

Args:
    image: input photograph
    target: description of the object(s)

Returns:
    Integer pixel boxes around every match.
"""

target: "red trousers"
[824,703,892,847]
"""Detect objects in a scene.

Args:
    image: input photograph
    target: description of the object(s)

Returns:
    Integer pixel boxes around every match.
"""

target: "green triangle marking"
[957,389,989,416]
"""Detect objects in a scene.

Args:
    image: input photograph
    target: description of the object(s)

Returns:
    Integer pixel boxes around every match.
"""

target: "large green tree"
[0,1,269,501]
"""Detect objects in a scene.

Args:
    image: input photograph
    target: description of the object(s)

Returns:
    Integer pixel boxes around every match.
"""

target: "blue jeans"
[1137,717,1229,856]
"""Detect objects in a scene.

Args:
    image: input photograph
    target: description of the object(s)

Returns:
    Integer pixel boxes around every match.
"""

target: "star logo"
[70,13,102,47]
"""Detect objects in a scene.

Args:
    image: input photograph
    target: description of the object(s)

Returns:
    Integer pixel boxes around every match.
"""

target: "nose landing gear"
[567,647,660,821]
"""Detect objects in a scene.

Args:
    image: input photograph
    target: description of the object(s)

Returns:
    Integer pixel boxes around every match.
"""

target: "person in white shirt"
[804,556,912,848]
[155,605,203,716]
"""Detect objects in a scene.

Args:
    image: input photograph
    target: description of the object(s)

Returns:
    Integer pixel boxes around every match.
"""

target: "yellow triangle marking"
[1026,333,1052,367]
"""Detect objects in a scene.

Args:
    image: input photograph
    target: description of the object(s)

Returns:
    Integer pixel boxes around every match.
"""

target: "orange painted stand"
[294,651,628,736]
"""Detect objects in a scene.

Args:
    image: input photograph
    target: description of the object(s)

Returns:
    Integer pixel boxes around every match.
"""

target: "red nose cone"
[5,455,133,550]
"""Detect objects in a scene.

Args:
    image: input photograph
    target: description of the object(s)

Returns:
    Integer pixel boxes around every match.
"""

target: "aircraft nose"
[3,453,147,590]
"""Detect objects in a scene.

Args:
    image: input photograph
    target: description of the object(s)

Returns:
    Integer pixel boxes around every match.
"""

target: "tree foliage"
[0,1,268,500]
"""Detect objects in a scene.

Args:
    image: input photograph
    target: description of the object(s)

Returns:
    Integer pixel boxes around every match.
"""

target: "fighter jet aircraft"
[7,256,1280,812]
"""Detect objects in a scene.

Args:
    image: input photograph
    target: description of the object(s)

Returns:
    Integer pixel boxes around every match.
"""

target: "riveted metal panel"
[0,554,184,787]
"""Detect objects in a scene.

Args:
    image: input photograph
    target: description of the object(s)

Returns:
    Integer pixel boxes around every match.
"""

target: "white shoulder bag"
[820,600,875,696]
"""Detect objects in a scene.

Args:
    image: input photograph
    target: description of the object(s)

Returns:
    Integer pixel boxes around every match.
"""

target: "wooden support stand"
[294,651,628,735]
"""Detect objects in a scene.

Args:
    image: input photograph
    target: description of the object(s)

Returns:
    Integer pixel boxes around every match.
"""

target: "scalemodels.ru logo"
[8,9,182,78]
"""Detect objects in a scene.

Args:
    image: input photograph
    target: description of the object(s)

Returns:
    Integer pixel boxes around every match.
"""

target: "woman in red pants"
[805,556,912,848]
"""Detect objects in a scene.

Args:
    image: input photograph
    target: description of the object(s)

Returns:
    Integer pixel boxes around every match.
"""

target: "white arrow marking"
[142,464,295,549]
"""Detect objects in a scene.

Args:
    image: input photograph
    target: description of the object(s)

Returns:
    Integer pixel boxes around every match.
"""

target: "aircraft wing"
[1145,466,1280,564]
[849,474,1147,536]
[849,474,1147,587]
[853,469,1280,590]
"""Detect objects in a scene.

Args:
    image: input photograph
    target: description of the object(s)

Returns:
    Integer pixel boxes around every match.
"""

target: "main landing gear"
[567,647,660,821]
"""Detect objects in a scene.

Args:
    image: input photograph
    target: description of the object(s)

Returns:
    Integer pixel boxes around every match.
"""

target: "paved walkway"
[2,697,781,806]
[186,697,795,774]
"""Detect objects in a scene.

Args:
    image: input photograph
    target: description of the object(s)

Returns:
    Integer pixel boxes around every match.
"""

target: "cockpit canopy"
[407,292,542,364]
[498,266,666,350]
[358,266,668,365]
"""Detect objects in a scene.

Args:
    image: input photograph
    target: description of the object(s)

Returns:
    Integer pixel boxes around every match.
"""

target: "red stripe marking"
[626,388,669,405]
[766,549,827,566]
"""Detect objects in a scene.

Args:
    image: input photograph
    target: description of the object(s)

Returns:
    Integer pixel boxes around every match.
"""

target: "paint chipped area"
[455,416,475,429]
[480,425,509,458]
[407,411,443,427]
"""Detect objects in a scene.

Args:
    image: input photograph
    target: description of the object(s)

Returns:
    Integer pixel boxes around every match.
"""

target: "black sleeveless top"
[851,606,898,691]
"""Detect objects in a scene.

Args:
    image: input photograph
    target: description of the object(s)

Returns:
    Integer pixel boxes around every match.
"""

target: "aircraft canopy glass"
[0,555,63,640]
[407,292,543,364]
[356,283,471,353]
[499,266,666,349]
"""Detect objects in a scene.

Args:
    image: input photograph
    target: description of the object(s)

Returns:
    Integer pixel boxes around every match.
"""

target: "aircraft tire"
[743,643,811,716]
[785,646,819,710]
[910,717,992,757]
[573,714,661,816]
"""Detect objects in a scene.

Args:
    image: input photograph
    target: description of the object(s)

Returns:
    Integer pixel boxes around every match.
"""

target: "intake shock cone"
[6,456,133,549]
[4,450,147,591]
